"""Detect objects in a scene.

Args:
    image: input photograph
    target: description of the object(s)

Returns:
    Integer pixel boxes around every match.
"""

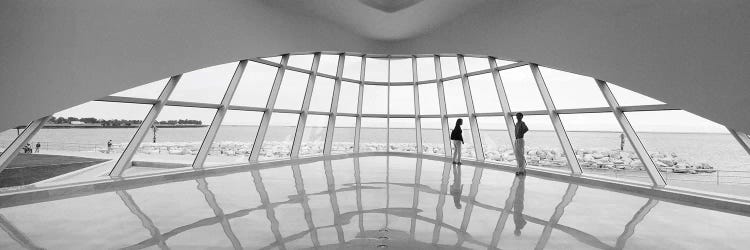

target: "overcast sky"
[45,56,728,134]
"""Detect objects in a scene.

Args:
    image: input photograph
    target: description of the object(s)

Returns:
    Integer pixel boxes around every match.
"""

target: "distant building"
[70,121,84,125]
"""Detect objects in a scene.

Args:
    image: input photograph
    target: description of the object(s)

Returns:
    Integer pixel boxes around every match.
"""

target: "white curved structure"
[1,1,749,133]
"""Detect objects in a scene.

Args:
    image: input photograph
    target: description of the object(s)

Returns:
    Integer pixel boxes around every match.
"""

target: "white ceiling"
[1,0,749,134]
[259,0,488,40]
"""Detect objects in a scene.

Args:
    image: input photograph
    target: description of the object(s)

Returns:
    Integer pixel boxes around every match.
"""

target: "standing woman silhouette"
[450,119,464,164]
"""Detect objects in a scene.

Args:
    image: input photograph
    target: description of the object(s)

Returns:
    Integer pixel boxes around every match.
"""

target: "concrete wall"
[1,0,749,133]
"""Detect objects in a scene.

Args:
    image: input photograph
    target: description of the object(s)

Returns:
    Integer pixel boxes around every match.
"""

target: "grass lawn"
[0,154,108,188]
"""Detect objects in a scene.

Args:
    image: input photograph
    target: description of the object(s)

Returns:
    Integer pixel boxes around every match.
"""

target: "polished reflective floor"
[1,156,749,249]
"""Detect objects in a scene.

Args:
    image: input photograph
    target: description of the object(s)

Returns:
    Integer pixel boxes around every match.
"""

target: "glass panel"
[362,85,388,114]
[318,54,339,75]
[337,81,359,114]
[259,113,299,161]
[416,57,436,81]
[287,54,314,70]
[364,58,388,82]
[518,115,569,170]
[541,67,608,109]
[0,101,150,188]
[168,62,238,104]
[308,76,335,112]
[448,117,475,159]
[129,106,216,174]
[626,110,750,197]
[389,85,414,115]
[443,79,467,114]
[230,61,278,107]
[421,118,445,155]
[390,118,416,152]
[463,57,490,73]
[560,113,650,184]
[476,116,513,164]
[332,116,356,154]
[495,59,516,67]
[609,82,665,106]
[390,58,413,82]
[468,73,503,113]
[418,83,440,115]
[439,56,460,77]
[262,56,282,63]
[300,114,328,157]
[204,110,262,167]
[274,70,308,110]
[501,65,546,111]
[342,56,362,80]
[111,78,168,99]
[0,125,26,154]
[360,118,387,152]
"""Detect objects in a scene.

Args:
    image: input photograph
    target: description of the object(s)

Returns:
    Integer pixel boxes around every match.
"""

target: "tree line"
[48,116,202,126]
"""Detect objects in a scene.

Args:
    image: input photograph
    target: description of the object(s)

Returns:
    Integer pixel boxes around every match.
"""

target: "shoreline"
[42,124,208,129]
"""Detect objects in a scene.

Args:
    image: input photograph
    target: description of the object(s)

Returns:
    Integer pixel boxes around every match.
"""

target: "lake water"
[1,126,748,171]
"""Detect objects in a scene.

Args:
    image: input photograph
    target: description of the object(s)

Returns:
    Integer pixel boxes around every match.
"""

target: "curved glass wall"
[1,52,749,202]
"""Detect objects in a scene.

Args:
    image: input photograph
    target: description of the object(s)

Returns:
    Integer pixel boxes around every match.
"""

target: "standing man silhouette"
[514,113,528,175]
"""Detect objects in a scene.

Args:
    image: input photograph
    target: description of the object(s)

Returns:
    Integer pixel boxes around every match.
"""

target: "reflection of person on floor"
[35,142,41,153]
[514,113,528,175]
[450,119,464,165]
[513,174,527,236]
[450,164,463,209]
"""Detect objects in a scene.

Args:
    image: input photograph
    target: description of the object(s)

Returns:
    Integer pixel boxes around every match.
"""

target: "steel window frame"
[488,57,519,163]
[458,55,486,161]
[354,56,366,153]
[249,55,290,162]
[0,116,53,175]
[191,60,248,169]
[324,53,346,155]
[434,56,453,158]
[413,56,423,154]
[291,53,322,158]
[530,63,583,174]
[728,128,750,156]
[597,79,667,186]
[110,75,179,176]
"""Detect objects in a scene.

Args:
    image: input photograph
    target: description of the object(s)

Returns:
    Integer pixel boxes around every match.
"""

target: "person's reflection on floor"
[450,163,463,209]
[513,174,527,236]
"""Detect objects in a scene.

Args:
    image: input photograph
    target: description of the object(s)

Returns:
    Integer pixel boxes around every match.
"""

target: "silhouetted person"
[450,119,464,164]
[450,164,463,209]
[514,113,528,175]
[513,174,527,236]
[35,142,41,153]
[107,140,113,153]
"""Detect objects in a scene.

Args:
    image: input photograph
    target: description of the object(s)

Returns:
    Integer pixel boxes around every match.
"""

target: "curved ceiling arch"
[1,0,749,133]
